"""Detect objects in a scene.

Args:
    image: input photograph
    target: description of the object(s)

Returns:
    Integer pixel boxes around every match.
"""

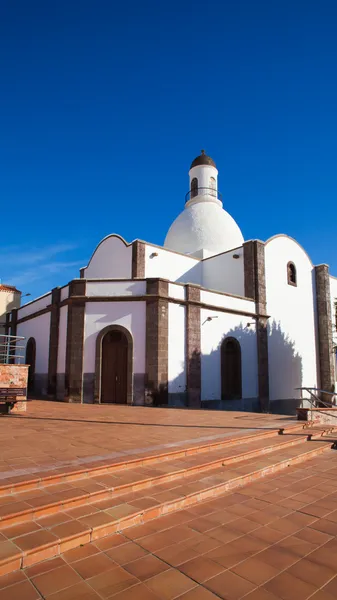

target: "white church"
[7,151,337,413]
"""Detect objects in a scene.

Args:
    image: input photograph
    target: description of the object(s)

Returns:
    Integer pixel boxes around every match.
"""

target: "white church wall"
[18,293,52,319]
[84,235,132,279]
[200,290,255,314]
[56,306,68,399]
[144,244,202,285]
[60,286,68,301]
[17,312,51,396]
[265,235,318,413]
[168,283,185,300]
[202,247,245,296]
[200,308,258,409]
[86,280,146,297]
[83,301,146,404]
[168,302,186,405]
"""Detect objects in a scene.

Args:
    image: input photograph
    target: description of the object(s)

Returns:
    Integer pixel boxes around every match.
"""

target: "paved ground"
[2,450,337,599]
[2,401,336,599]
[0,401,295,484]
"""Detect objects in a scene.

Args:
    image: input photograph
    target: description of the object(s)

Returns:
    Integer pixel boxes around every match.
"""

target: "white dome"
[164,200,244,257]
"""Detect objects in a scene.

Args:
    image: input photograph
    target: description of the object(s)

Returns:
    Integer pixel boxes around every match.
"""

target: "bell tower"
[186,150,221,207]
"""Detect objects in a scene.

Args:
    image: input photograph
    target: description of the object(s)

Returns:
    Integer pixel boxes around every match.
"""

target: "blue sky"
[1,0,337,300]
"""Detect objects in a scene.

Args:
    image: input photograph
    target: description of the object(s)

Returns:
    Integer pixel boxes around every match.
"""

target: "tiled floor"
[2,450,337,598]
[0,401,296,485]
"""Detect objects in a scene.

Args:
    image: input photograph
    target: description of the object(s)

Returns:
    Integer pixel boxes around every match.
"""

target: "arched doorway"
[96,326,133,404]
[221,337,242,400]
[25,337,36,394]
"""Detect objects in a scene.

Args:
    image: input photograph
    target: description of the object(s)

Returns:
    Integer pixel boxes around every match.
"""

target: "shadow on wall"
[165,321,303,415]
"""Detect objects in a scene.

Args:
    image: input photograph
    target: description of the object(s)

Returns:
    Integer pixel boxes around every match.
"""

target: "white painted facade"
[265,235,319,409]
[83,235,133,279]
[10,151,336,414]
[200,308,258,406]
[168,302,186,399]
[83,301,146,377]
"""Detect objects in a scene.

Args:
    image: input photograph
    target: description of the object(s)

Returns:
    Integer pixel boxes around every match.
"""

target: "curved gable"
[83,234,133,279]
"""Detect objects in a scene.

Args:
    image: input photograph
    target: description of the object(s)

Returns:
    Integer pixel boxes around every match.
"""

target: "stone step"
[0,422,306,496]
[0,428,328,530]
[0,437,333,576]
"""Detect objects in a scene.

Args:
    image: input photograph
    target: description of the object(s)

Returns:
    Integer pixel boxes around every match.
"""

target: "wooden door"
[101,331,128,404]
[221,338,242,400]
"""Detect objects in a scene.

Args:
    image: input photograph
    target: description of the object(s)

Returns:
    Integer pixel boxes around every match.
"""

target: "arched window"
[191,177,198,198]
[221,337,242,400]
[287,262,297,286]
[210,176,216,197]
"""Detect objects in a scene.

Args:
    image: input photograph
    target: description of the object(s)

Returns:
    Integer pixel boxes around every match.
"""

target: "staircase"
[0,422,335,576]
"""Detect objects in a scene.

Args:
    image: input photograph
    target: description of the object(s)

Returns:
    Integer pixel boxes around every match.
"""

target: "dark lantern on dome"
[190,149,216,170]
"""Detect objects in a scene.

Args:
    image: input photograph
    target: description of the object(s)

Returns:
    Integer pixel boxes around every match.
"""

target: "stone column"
[315,264,335,395]
[243,240,270,412]
[65,280,86,403]
[145,279,168,405]
[8,309,18,364]
[186,285,201,408]
[47,287,61,397]
[132,241,146,278]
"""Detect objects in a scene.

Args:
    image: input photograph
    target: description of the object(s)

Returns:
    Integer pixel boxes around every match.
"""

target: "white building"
[7,151,337,413]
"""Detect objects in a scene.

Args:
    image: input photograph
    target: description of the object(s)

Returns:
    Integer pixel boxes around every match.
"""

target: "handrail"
[296,387,337,421]
[185,187,223,203]
[0,334,26,364]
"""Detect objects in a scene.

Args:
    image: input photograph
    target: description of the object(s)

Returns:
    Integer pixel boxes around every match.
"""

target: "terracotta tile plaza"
[1,401,337,598]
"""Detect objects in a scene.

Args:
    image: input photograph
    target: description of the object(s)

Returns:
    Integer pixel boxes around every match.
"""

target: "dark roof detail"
[190,149,216,170]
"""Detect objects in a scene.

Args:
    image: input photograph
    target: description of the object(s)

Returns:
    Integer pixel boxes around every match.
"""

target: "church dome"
[164,201,244,257]
[190,150,216,170]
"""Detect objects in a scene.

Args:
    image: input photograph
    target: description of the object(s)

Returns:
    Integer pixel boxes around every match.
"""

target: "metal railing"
[185,187,223,203]
[0,334,25,364]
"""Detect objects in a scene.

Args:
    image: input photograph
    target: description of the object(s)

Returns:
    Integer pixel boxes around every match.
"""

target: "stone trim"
[132,241,146,278]
[243,240,269,411]
[257,317,269,412]
[145,279,168,406]
[94,324,133,404]
[65,281,86,403]
[69,280,86,297]
[186,285,201,407]
[315,264,335,394]
[16,307,51,324]
[10,308,18,337]
[47,287,61,397]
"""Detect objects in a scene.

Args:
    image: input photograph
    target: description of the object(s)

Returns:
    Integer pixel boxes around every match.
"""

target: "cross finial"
[201,149,205,155]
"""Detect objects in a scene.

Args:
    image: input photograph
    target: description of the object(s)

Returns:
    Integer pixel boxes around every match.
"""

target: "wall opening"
[287,262,297,286]
[221,337,242,400]
[210,176,216,196]
[95,325,133,404]
[191,177,198,198]
[25,337,36,395]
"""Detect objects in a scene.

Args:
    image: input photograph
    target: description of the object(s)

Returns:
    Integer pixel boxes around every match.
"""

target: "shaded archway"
[95,325,133,404]
[221,337,242,400]
[25,337,36,394]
